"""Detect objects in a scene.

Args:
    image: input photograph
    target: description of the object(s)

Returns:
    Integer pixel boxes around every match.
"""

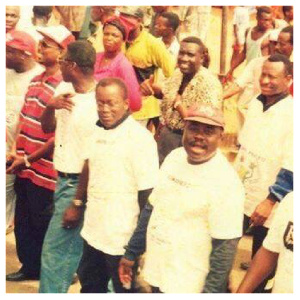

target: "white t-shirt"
[53,81,98,173]
[6,64,44,151]
[142,148,245,293]
[233,7,250,45]
[263,192,293,293]
[81,116,159,255]
[234,96,293,227]
[235,56,266,113]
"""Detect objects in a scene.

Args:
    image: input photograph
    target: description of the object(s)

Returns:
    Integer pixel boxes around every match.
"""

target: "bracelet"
[72,199,85,208]
[24,155,31,168]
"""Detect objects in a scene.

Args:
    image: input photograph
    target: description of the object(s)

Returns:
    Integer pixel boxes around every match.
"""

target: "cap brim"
[184,116,224,128]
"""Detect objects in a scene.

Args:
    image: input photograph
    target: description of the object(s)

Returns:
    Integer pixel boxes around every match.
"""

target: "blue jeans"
[39,175,83,293]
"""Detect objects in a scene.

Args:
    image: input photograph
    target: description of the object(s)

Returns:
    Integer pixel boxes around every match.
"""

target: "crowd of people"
[6,5,293,293]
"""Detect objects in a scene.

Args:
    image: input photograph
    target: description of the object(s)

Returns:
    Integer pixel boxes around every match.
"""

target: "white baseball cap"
[37,25,75,49]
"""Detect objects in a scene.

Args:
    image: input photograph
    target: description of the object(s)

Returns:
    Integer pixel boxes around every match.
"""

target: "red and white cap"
[37,25,75,49]
[185,103,225,128]
[6,30,37,58]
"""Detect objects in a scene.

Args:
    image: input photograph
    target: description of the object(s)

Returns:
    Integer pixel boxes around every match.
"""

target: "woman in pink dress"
[94,18,141,112]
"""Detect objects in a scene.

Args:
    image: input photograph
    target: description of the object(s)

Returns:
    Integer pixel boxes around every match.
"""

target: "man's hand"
[47,93,75,111]
[140,75,155,96]
[118,257,135,285]
[6,155,26,174]
[250,198,276,226]
[140,75,162,97]
[62,203,84,229]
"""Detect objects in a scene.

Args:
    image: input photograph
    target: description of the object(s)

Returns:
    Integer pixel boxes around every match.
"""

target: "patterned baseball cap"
[119,6,144,19]
[6,30,37,58]
[37,25,75,49]
[184,103,225,128]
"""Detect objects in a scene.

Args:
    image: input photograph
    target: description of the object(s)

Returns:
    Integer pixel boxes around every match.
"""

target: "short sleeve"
[208,175,245,239]
[282,131,293,172]
[131,131,159,191]
[263,193,293,253]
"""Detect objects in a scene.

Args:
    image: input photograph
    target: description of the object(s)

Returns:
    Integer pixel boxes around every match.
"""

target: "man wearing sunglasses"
[39,40,98,293]
[6,26,73,282]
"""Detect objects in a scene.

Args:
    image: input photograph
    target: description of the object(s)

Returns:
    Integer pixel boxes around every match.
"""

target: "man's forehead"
[6,6,20,15]
[259,12,272,19]
[180,42,200,52]
[263,60,285,73]
[279,32,291,42]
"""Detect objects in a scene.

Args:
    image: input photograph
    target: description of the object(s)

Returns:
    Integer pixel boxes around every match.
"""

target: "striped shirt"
[16,72,62,191]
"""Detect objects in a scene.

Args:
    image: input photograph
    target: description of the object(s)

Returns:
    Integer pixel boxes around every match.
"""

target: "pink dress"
[94,52,142,112]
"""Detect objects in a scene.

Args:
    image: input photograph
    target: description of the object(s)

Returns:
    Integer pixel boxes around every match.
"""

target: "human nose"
[260,75,270,85]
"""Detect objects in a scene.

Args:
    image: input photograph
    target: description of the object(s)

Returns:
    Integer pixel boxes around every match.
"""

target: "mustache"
[188,141,207,148]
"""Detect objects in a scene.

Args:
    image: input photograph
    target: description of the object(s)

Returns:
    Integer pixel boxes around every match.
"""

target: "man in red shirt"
[6,26,74,282]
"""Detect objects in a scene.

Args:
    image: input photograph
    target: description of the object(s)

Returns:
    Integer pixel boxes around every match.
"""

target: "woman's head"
[103,19,126,53]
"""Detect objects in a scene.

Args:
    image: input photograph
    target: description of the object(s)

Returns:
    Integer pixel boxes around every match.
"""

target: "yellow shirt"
[126,30,175,120]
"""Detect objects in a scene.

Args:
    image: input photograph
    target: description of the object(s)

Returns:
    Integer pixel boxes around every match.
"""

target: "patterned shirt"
[16,72,62,191]
[161,67,223,130]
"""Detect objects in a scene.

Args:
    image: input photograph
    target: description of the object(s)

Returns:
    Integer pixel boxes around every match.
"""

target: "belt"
[58,171,80,179]
[166,126,183,135]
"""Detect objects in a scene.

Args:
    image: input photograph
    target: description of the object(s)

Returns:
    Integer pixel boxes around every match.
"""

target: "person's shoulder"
[164,147,187,165]
[213,151,244,185]
[55,81,74,95]
[126,117,155,139]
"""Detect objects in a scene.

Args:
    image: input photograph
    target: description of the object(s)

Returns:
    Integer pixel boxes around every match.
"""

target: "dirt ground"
[6,230,252,293]
[6,6,256,293]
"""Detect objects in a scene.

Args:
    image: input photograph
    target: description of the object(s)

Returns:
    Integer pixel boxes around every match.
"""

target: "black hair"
[257,6,272,18]
[33,6,53,17]
[67,40,96,75]
[282,6,293,16]
[281,26,293,45]
[160,12,180,32]
[267,54,293,76]
[96,77,128,100]
[103,19,126,40]
[181,36,210,68]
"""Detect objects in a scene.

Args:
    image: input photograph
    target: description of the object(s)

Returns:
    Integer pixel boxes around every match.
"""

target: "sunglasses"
[40,40,60,49]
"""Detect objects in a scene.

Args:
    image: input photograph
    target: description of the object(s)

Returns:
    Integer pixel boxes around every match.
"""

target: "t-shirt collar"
[96,111,130,130]
[257,92,289,112]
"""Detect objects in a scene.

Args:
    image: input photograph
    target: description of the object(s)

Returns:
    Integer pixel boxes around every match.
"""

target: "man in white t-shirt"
[119,103,245,293]
[237,192,293,293]
[39,40,98,293]
[223,26,293,113]
[62,77,159,293]
[234,54,293,292]
[6,30,44,232]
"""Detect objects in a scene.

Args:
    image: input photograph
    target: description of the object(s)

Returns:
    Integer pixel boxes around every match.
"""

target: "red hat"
[37,25,75,49]
[185,103,225,128]
[104,15,138,41]
[6,30,37,58]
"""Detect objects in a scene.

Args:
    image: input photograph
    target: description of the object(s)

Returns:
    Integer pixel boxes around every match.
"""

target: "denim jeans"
[39,175,83,293]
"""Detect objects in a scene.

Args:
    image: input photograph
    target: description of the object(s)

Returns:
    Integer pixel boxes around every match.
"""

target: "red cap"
[185,103,225,128]
[6,30,37,58]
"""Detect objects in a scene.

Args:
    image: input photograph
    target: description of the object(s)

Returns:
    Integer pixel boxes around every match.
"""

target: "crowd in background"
[6,5,293,294]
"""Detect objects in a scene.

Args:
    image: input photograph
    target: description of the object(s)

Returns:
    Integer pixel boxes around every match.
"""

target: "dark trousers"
[78,240,137,293]
[157,126,183,165]
[243,215,275,293]
[14,177,54,276]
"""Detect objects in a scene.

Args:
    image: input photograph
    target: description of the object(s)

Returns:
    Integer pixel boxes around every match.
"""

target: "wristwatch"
[72,199,85,208]
[24,155,31,168]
